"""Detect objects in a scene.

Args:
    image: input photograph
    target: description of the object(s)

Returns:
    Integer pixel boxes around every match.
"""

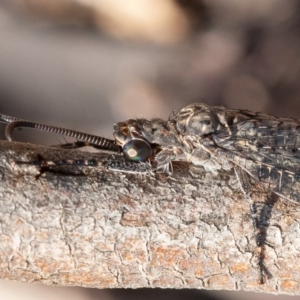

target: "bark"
[0,140,300,294]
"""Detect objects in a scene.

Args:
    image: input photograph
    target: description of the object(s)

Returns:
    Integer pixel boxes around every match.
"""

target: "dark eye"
[122,139,153,162]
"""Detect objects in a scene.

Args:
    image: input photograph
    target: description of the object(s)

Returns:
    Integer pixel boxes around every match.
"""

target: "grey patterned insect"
[113,103,300,203]
[2,102,300,283]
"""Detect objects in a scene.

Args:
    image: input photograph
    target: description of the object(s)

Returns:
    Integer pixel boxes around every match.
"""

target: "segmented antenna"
[0,113,121,152]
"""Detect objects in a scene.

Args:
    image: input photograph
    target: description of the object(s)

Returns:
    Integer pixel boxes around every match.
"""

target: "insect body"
[113,104,300,202]
[2,103,300,283]
[3,103,300,197]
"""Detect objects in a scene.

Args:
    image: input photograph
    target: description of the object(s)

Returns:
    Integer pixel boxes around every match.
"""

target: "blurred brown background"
[1,0,300,299]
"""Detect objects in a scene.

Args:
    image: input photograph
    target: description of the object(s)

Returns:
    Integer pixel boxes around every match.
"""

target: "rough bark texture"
[0,140,300,294]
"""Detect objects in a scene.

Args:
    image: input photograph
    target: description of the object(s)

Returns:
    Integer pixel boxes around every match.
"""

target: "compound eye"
[122,139,153,162]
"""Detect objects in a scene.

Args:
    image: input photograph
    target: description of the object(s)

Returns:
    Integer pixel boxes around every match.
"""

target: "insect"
[1,103,300,283]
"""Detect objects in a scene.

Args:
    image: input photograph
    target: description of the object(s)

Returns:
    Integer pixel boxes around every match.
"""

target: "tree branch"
[0,140,299,294]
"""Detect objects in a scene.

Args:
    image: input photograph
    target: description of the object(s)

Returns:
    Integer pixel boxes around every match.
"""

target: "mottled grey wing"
[212,114,300,204]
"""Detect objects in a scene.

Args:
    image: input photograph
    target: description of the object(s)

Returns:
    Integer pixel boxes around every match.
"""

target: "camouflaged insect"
[114,103,300,204]
[2,102,300,283]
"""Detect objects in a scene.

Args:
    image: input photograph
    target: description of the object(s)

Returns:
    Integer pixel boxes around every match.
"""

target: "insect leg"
[16,154,99,168]
[234,167,273,284]
[14,154,100,178]
[52,141,112,151]
[16,153,153,176]
[106,160,153,174]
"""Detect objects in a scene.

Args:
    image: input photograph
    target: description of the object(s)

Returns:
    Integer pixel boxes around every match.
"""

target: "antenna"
[0,113,121,152]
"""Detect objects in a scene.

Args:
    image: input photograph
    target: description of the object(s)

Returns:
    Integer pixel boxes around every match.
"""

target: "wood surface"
[0,140,299,294]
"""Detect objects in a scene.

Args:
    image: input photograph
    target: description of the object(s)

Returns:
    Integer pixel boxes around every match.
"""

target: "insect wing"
[212,115,300,204]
